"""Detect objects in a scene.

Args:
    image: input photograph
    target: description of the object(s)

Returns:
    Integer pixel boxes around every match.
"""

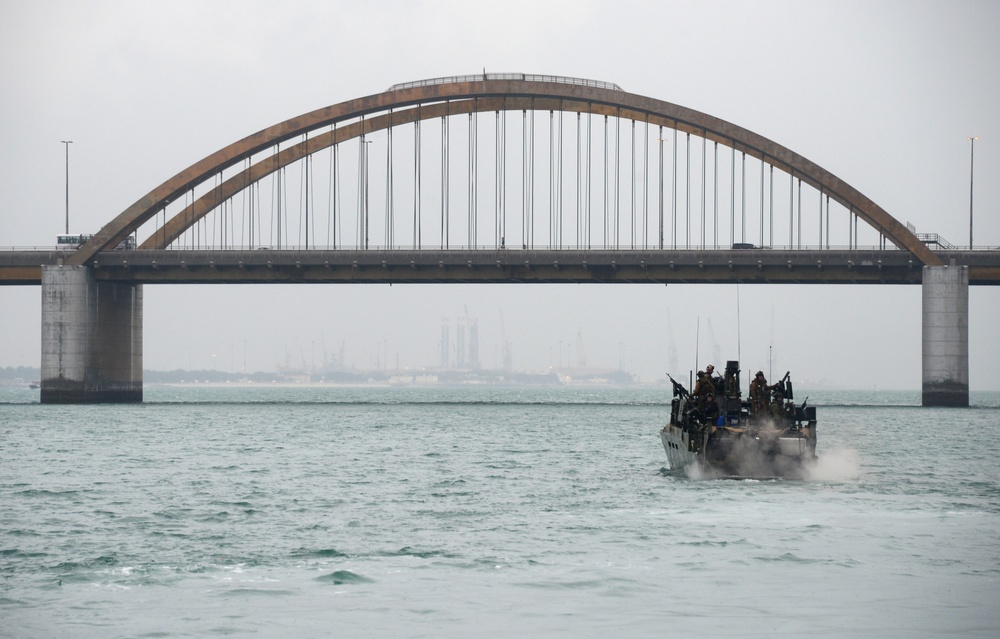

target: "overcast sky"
[1,0,998,389]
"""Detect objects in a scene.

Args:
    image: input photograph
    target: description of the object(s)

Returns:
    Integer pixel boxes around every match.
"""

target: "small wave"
[315,570,374,585]
[383,547,454,559]
[0,548,47,559]
[218,587,297,597]
[290,548,348,559]
[754,552,820,564]
[14,489,81,498]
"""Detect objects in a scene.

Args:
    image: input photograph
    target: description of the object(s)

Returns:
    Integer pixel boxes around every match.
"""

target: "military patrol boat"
[660,360,818,478]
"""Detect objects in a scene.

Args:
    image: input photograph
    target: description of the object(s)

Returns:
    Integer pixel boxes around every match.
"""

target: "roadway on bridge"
[2,248,998,285]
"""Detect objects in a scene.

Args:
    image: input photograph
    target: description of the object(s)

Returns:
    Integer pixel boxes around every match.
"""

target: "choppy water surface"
[2,386,998,638]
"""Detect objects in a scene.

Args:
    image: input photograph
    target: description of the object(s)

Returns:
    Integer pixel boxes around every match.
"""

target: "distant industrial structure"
[440,309,480,370]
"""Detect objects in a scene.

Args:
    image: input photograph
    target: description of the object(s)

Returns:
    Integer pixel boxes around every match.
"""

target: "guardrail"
[388,73,624,93]
[2,243,999,253]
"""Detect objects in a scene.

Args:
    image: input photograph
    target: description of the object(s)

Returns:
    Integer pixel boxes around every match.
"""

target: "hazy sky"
[1,0,998,389]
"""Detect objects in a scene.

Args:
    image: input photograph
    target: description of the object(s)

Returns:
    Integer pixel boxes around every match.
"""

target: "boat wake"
[802,446,861,482]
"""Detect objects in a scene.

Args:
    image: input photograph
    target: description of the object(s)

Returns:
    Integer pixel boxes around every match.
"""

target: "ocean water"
[1,385,998,638]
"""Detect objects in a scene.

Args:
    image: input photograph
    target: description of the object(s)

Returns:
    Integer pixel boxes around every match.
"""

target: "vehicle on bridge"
[661,360,818,478]
[57,234,134,250]
[56,234,93,247]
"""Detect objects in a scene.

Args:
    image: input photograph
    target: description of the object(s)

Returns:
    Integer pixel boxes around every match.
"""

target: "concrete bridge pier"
[922,265,968,407]
[41,265,142,403]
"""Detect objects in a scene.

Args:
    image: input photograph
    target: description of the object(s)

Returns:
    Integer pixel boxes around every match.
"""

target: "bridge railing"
[6,243,1000,255]
[387,73,624,93]
[78,243,921,253]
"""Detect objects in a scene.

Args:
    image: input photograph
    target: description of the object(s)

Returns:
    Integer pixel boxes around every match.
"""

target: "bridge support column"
[922,265,968,407]
[41,265,143,403]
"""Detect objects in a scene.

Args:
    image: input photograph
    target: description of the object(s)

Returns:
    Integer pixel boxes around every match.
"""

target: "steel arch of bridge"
[67,74,942,267]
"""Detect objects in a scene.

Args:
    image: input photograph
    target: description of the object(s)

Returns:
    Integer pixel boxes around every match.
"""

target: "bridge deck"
[3,249,999,285]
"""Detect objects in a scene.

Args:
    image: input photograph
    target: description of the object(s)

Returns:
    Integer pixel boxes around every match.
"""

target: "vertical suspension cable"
[334,137,342,249]
[586,111,592,249]
[326,125,333,248]
[615,114,621,249]
[387,115,394,248]
[826,194,830,249]
[848,204,853,250]
[304,134,310,249]
[473,109,478,247]
[549,110,555,249]
[245,158,253,249]
[630,119,636,249]
[501,110,506,247]
[643,118,649,249]
[469,110,476,248]
[276,147,283,249]
[685,132,690,249]
[414,117,421,248]
[818,187,823,248]
[657,127,664,249]
[364,138,370,250]
[522,110,528,248]
[797,178,802,249]
[242,157,249,249]
[529,108,535,248]
[672,127,677,249]
[760,155,765,248]
[741,151,746,244]
[576,112,581,248]
[730,146,735,248]
[713,141,718,248]
[558,109,563,249]
[789,172,794,249]
[769,164,774,248]
[496,110,503,248]
[701,134,706,249]
[252,182,258,250]
[441,112,449,249]
[357,135,364,248]
[603,115,609,248]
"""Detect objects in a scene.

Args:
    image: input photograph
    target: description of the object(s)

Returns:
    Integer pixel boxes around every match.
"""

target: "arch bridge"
[5,74,993,404]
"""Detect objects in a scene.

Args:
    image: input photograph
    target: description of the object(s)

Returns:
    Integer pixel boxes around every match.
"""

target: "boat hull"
[661,423,816,479]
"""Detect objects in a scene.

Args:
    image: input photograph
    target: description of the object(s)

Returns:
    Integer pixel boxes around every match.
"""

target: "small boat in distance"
[661,360,817,479]
[29,381,40,389]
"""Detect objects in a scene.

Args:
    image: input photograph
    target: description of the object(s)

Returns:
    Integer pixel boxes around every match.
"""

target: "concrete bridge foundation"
[922,265,969,407]
[40,265,142,403]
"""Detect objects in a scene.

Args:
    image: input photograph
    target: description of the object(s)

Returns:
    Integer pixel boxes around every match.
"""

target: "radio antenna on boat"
[736,283,742,364]
[695,316,701,372]
[769,304,774,381]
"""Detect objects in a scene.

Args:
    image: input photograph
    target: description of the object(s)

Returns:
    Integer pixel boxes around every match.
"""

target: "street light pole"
[968,136,978,249]
[61,140,73,234]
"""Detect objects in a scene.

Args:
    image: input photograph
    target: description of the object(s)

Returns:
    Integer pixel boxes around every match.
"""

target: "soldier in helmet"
[749,371,773,416]
[702,391,720,424]
[692,364,717,408]
[769,390,785,420]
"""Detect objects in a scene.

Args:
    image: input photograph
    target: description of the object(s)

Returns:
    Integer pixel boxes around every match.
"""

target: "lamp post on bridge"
[968,136,978,249]
[61,140,73,234]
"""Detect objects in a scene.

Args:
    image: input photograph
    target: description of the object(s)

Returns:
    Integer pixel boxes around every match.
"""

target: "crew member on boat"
[769,391,786,420]
[702,391,720,424]
[692,364,717,408]
[749,371,773,416]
